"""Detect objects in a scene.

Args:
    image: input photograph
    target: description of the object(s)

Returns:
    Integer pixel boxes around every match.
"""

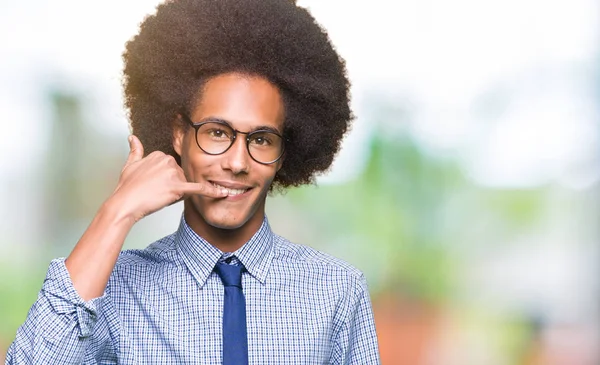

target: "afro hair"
[122,0,352,189]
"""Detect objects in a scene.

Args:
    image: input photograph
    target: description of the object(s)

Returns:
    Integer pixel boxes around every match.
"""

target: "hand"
[110,135,227,223]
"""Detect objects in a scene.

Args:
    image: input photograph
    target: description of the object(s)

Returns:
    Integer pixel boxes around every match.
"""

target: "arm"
[331,274,381,365]
[67,135,226,301]
[5,260,115,365]
[5,136,227,364]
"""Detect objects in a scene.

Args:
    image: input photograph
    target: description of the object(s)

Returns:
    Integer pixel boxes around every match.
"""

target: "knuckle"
[164,155,177,165]
[168,170,180,181]
[148,151,165,159]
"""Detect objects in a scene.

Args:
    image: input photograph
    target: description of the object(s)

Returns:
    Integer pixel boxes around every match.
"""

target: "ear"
[172,116,186,156]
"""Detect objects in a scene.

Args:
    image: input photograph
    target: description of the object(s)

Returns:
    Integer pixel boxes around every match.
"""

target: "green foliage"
[284,125,548,305]
[0,263,46,341]
[286,133,466,302]
[479,189,547,228]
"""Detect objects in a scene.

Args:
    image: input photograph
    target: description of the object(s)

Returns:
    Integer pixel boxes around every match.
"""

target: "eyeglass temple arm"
[179,113,194,126]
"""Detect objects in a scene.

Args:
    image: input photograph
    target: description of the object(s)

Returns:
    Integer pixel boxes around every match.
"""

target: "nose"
[221,136,250,174]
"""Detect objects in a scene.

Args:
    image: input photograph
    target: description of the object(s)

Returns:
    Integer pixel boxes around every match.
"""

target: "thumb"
[125,135,144,166]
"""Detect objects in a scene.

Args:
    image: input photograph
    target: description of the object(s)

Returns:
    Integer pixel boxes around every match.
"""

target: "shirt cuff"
[42,258,107,338]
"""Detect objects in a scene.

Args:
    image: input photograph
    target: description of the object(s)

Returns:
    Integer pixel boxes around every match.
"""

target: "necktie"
[214,261,249,365]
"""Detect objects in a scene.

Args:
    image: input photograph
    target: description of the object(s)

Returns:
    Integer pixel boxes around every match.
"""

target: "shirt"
[6,216,381,364]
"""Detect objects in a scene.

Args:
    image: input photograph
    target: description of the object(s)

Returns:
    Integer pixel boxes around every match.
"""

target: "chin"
[203,214,249,230]
[198,201,261,231]
[185,192,266,236]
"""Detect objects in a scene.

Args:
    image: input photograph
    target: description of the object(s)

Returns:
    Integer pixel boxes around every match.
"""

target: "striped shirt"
[6,216,380,364]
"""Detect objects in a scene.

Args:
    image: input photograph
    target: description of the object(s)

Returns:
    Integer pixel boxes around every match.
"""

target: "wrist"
[100,194,137,229]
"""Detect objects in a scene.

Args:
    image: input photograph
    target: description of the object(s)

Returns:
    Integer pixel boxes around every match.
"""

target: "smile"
[211,182,251,197]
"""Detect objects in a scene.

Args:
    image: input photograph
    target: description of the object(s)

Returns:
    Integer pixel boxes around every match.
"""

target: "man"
[6,0,380,363]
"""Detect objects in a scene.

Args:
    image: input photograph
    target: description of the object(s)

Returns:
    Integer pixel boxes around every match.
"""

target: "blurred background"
[1,0,599,364]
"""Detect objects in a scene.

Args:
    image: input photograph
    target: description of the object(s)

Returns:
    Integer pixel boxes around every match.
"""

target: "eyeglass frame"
[179,113,287,165]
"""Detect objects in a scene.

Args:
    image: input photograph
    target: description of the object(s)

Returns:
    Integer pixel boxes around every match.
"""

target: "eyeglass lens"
[195,122,283,164]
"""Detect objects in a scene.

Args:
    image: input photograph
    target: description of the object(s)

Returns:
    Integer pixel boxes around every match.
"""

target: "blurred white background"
[1,1,598,363]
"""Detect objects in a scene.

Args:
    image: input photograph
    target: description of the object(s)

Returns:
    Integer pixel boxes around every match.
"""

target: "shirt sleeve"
[5,258,115,365]
[331,273,381,365]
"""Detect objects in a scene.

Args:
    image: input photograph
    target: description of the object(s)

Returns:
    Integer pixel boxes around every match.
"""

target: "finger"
[177,182,229,198]
[125,135,144,166]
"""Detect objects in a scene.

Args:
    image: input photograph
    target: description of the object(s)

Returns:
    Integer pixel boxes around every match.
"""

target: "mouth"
[210,181,252,197]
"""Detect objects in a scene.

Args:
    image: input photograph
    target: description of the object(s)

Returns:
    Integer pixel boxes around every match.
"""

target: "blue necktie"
[215,261,249,365]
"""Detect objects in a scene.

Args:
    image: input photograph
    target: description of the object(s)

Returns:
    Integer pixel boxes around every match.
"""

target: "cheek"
[180,151,196,180]
[181,151,212,181]
[259,167,278,190]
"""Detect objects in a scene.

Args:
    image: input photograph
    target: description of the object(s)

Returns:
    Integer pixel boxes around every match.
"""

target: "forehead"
[190,73,285,132]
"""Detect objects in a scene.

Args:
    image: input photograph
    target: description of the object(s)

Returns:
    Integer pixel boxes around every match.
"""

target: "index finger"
[177,182,229,199]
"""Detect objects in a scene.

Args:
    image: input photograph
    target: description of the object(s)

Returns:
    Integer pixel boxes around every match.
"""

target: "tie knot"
[215,261,244,288]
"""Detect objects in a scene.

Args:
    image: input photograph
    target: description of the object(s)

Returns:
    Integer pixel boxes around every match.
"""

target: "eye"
[250,134,273,146]
[206,128,230,139]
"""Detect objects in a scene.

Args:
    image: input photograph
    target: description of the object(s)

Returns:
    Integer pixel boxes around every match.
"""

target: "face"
[173,73,285,240]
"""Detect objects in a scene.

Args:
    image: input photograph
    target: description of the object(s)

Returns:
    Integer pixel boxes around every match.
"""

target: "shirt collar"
[175,215,274,287]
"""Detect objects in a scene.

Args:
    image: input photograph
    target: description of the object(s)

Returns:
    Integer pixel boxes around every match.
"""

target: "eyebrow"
[196,116,283,135]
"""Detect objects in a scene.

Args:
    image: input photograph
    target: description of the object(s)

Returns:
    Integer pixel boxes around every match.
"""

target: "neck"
[182,201,264,253]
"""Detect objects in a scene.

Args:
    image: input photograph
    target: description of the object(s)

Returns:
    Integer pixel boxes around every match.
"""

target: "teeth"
[212,183,248,196]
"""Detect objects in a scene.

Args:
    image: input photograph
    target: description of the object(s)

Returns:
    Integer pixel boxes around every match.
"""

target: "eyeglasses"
[180,113,286,165]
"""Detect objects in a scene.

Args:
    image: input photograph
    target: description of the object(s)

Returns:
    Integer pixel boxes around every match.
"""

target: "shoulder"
[114,233,179,270]
[105,233,181,303]
[271,234,366,287]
